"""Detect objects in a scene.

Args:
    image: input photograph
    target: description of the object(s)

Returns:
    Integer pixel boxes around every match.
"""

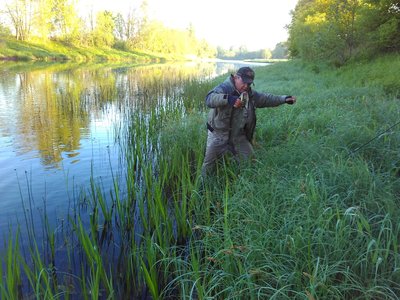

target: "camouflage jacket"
[206,75,287,142]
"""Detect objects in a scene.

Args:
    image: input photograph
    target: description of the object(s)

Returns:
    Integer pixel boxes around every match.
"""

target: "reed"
[2,231,22,300]
[73,218,114,298]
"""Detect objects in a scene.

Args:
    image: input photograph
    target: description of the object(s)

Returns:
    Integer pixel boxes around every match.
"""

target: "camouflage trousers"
[202,130,254,174]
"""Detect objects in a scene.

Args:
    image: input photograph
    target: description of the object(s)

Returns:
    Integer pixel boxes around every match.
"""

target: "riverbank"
[189,53,400,298]
[1,54,399,299]
[0,37,168,62]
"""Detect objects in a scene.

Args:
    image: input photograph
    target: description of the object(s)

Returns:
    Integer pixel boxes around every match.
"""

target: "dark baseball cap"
[237,67,255,84]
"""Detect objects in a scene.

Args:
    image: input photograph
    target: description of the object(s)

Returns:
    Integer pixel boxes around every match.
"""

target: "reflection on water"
[0,60,267,236]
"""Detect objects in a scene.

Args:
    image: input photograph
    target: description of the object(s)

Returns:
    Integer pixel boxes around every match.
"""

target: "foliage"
[4,0,34,40]
[0,22,12,36]
[271,42,289,59]
[133,21,215,59]
[49,0,81,42]
[1,0,216,60]
[288,0,400,65]
[92,11,115,48]
[217,46,272,60]
[217,43,290,60]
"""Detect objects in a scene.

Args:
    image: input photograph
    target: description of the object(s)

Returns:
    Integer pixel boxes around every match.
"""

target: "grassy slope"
[0,37,167,62]
[175,54,400,298]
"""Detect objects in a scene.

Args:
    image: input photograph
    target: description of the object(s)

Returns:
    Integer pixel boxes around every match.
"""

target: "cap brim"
[242,78,253,84]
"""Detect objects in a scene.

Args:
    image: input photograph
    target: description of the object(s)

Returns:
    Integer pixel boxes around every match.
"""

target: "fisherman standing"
[202,66,296,174]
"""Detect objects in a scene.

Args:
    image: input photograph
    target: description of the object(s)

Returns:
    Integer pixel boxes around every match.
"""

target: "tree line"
[0,0,216,58]
[288,0,400,65]
[216,42,290,60]
[3,0,398,63]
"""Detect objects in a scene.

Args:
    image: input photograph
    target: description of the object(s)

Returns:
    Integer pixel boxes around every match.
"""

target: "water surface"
[0,60,267,245]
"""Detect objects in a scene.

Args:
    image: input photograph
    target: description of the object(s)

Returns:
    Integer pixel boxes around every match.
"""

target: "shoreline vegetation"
[1,53,400,298]
[0,38,289,64]
[0,37,169,63]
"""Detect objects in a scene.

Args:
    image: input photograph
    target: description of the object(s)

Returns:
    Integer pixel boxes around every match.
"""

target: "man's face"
[234,75,250,93]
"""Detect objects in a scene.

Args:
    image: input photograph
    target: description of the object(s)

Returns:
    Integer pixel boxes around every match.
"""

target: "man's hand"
[285,96,296,105]
[228,95,244,108]
[233,98,244,108]
[227,95,238,106]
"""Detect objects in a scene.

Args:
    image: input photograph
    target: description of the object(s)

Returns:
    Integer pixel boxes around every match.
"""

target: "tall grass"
[1,54,400,299]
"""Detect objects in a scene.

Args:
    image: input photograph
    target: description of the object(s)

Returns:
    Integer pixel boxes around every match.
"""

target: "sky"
[81,0,298,51]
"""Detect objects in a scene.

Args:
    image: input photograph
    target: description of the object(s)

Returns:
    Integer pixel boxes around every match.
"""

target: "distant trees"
[4,0,398,63]
[135,21,214,57]
[1,0,216,58]
[216,43,289,60]
[271,42,289,59]
[288,0,400,65]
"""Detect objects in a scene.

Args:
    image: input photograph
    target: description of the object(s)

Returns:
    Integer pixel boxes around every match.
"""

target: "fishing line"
[347,119,400,158]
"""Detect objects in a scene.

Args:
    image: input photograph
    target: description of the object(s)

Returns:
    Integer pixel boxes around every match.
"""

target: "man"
[202,66,296,173]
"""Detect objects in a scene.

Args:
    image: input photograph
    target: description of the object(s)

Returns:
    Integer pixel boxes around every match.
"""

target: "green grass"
[0,37,166,62]
[161,54,400,299]
[1,54,400,299]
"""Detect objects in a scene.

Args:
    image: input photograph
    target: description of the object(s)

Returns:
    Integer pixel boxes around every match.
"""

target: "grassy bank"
[0,37,167,62]
[160,54,400,299]
[189,54,400,298]
[1,54,400,299]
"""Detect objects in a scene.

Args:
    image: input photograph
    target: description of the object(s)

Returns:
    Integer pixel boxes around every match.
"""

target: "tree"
[357,0,400,55]
[113,13,125,41]
[125,9,140,41]
[113,8,142,50]
[261,48,272,59]
[126,0,149,49]
[271,42,288,59]
[288,0,399,64]
[31,0,52,40]
[92,11,115,47]
[50,0,81,43]
[5,0,35,40]
[0,21,12,36]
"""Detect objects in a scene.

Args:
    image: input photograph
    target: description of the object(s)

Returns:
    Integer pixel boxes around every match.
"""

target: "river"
[0,60,268,247]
